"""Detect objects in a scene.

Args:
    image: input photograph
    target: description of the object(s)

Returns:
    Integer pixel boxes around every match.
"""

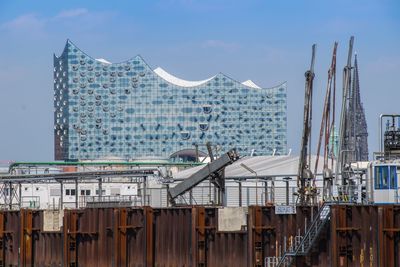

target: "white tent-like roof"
[174,155,336,180]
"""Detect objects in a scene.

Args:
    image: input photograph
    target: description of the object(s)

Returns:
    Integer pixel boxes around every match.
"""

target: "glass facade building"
[54,40,287,160]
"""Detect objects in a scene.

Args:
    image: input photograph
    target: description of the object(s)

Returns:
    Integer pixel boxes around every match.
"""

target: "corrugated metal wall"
[0,205,398,266]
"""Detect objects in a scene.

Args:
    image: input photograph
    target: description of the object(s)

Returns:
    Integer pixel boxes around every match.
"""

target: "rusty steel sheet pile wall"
[2,211,20,266]
[328,205,400,267]
[153,207,192,266]
[0,205,398,266]
[0,210,63,267]
[248,206,319,266]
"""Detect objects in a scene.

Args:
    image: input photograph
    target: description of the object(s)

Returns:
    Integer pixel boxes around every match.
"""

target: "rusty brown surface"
[0,205,398,266]
[4,211,20,266]
[153,207,193,267]
[19,209,33,266]
[0,212,5,266]
[32,211,62,267]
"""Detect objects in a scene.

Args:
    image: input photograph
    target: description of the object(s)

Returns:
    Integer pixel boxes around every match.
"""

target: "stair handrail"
[295,201,331,254]
[276,202,332,266]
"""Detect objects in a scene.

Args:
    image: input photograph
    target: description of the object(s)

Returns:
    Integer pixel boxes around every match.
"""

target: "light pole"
[240,163,259,205]
[283,177,292,205]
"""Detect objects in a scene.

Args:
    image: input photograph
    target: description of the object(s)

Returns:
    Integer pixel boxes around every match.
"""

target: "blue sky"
[0,0,399,161]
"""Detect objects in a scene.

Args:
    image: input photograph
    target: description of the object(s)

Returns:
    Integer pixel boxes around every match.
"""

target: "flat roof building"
[54,40,287,161]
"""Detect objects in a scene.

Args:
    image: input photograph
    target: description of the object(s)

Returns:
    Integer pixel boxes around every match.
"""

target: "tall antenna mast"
[336,36,354,185]
[297,44,316,205]
[314,42,338,200]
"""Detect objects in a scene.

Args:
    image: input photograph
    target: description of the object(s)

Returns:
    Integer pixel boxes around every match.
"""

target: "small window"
[382,166,389,189]
[86,190,91,196]
[199,123,209,131]
[375,166,390,189]
[95,189,106,195]
[71,189,76,196]
[390,166,398,189]
[203,105,212,114]
[80,190,85,196]
[180,132,191,140]
[66,189,70,195]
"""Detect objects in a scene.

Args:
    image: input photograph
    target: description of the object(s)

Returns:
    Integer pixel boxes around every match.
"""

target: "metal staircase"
[276,202,331,267]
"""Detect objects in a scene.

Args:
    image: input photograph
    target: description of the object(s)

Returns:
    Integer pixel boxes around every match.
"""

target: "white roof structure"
[174,155,336,180]
[241,80,261,89]
[154,67,263,89]
[95,58,111,64]
[154,67,215,87]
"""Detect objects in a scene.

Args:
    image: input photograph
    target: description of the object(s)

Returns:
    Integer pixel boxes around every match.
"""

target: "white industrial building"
[0,155,336,209]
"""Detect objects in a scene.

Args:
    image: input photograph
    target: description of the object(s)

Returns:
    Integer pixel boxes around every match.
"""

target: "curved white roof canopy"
[95,58,111,64]
[154,67,215,87]
[154,67,263,89]
[242,80,261,89]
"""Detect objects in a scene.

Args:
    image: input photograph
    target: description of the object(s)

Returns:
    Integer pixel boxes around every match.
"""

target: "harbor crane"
[296,44,317,205]
[314,42,338,200]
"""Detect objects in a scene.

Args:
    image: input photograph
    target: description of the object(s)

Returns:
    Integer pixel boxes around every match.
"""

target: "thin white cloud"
[1,13,44,31]
[202,40,240,52]
[54,8,88,19]
[1,8,91,31]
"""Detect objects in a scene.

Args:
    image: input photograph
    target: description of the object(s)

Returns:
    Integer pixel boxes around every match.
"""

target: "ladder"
[276,202,331,267]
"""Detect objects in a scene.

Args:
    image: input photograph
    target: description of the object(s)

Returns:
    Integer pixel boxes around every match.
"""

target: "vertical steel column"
[378,206,396,267]
[378,206,385,267]
[121,208,128,266]
[238,182,242,207]
[98,177,103,198]
[63,210,78,267]
[144,207,154,267]
[113,209,119,267]
[75,178,78,209]
[264,181,268,204]
[0,212,4,266]
[18,183,22,209]
[143,177,147,205]
[191,207,197,266]
[20,209,33,266]
[8,182,12,210]
[248,206,263,267]
[197,207,206,266]
[331,206,338,267]
[60,181,64,210]
[338,206,349,267]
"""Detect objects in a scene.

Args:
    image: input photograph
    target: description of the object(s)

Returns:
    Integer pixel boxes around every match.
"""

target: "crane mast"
[336,36,354,185]
[297,44,316,205]
[314,42,338,200]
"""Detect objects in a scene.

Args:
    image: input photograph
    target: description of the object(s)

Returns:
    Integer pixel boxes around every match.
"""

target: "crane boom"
[297,44,316,205]
[336,36,354,185]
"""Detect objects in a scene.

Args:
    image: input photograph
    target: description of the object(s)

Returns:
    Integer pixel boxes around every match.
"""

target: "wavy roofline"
[56,39,287,90]
[154,67,216,88]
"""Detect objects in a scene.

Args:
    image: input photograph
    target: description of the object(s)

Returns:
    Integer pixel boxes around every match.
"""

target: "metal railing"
[21,196,40,209]
[334,184,362,203]
[79,195,149,208]
[275,202,332,267]
[146,184,325,207]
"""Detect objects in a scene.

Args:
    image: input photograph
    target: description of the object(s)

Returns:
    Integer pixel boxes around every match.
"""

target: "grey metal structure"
[168,149,239,205]
[351,54,369,161]
[276,202,332,266]
[297,44,316,205]
[0,168,158,210]
[337,36,355,184]
[314,43,338,201]
[336,37,369,184]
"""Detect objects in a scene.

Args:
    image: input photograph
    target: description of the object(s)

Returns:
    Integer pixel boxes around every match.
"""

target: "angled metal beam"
[168,149,239,201]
